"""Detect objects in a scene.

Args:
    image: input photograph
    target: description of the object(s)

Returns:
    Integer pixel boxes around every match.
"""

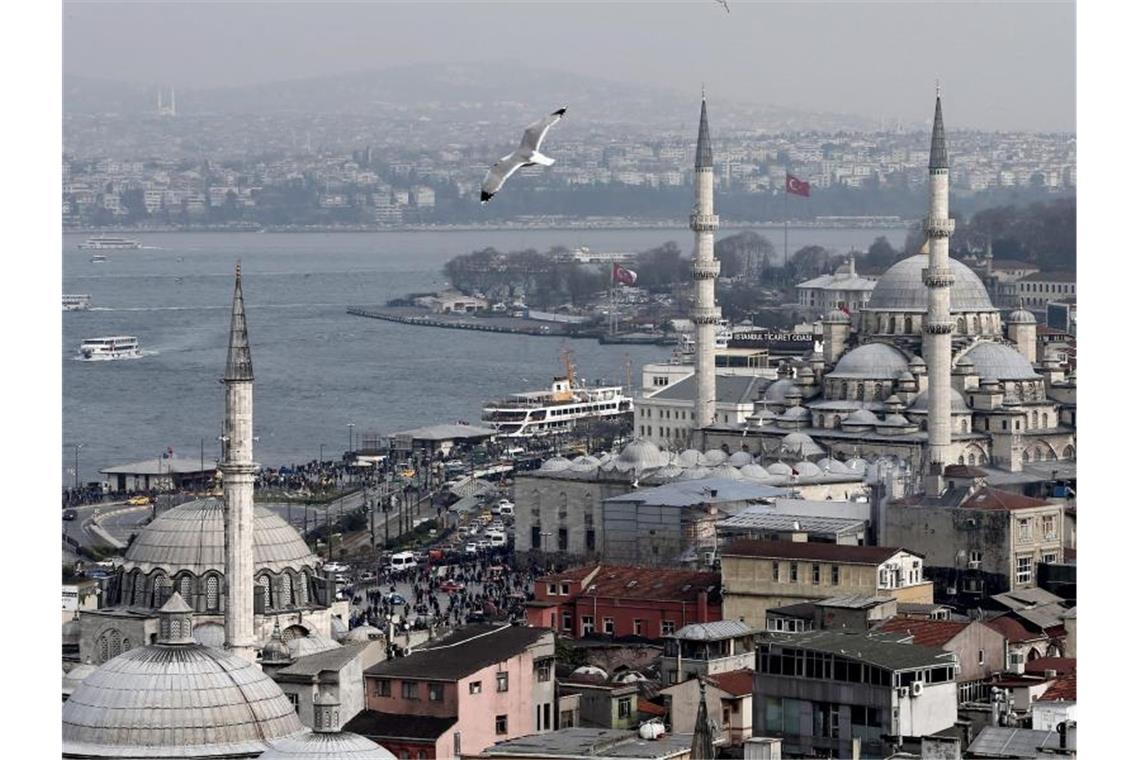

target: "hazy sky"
[63,1,1075,131]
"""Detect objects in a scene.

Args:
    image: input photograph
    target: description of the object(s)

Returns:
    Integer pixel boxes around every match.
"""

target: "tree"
[789,245,831,281]
[865,235,901,271]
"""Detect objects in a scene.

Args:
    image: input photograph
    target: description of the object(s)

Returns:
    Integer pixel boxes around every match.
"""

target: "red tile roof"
[638,698,669,716]
[539,564,720,602]
[876,618,969,648]
[721,539,909,565]
[960,488,1052,511]
[1026,657,1076,677]
[709,669,755,697]
[943,465,989,479]
[984,616,1045,643]
[1040,671,1077,702]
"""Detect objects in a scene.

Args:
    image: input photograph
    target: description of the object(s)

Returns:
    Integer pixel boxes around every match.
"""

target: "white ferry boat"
[77,336,143,361]
[78,236,142,250]
[481,350,632,438]
[63,294,92,311]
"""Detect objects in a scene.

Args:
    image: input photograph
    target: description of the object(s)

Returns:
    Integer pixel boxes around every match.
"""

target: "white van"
[389,551,417,572]
[487,531,507,548]
[498,504,514,517]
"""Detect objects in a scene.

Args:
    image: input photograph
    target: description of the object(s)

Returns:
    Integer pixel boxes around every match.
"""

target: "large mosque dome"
[828,343,910,379]
[960,341,1041,381]
[866,254,996,312]
[63,595,305,759]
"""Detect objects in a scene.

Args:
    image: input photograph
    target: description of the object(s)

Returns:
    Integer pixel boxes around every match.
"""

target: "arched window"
[856,382,865,399]
[980,453,989,465]
[961,419,968,432]
[95,628,127,664]
[880,315,889,333]
[281,573,294,608]
[205,574,220,611]
[258,574,271,611]
[1031,411,1039,428]
[134,572,147,607]
[178,575,193,604]
[968,452,977,466]
[967,315,975,333]
[1063,445,1075,459]
[958,455,965,465]
[841,381,848,398]
[1022,450,1031,463]
[298,571,310,605]
[833,415,842,428]
[905,316,913,333]
[153,574,173,608]
[956,316,966,334]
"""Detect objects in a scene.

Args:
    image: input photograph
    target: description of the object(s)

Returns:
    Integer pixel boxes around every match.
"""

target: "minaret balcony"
[692,262,720,280]
[923,268,955,288]
[690,213,720,231]
[691,305,722,324]
[925,216,956,237]
[925,321,954,335]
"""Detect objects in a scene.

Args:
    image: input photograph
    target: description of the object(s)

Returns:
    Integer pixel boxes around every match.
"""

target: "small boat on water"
[89,254,108,264]
[63,294,92,311]
[78,236,141,250]
[77,336,143,361]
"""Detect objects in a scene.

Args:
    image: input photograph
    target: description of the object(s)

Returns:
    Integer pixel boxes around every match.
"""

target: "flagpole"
[609,264,616,337]
[783,175,789,274]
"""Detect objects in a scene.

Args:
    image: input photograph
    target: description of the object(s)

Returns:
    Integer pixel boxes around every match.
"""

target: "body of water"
[62,226,905,483]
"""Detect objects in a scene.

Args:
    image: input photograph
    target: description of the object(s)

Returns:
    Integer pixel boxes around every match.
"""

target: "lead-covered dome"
[866,254,996,312]
[617,439,668,471]
[120,498,318,576]
[828,343,910,380]
[259,732,397,759]
[909,388,969,412]
[961,341,1041,380]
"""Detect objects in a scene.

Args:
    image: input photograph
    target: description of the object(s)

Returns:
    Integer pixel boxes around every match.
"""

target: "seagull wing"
[519,107,567,153]
[481,152,525,200]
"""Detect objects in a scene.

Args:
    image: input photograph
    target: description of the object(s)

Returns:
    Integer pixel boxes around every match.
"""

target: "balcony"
[690,213,719,231]
[925,216,956,237]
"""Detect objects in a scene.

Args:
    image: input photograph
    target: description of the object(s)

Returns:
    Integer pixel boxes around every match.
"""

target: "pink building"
[348,624,556,758]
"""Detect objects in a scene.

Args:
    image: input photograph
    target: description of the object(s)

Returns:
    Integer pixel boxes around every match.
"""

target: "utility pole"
[73,443,84,490]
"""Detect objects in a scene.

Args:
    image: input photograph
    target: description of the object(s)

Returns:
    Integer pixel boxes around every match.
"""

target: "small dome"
[261,623,293,666]
[846,457,869,474]
[539,456,572,472]
[63,662,98,697]
[764,378,797,404]
[288,633,341,658]
[120,498,319,578]
[709,464,743,480]
[909,388,969,413]
[954,356,977,373]
[897,370,917,386]
[259,732,398,759]
[739,464,772,481]
[816,457,850,474]
[618,439,667,470]
[613,671,649,683]
[962,341,1041,380]
[648,464,685,482]
[571,455,601,471]
[747,405,776,424]
[824,308,851,323]
[779,406,812,421]
[829,343,910,380]
[345,625,385,643]
[767,462,794,477]
[795,461,823,478]
[786,385,804,399]
[1008,308,1037,325]
[879,413,914,427]
[573,665,608,678]
[885,394,902,406]
[843,409,880,427]
[866,253,998,312]
[700,449,729,467]
[677,449,703,467]
[676,466,712,481]
[63,616,81,647]
[727,451,754,467]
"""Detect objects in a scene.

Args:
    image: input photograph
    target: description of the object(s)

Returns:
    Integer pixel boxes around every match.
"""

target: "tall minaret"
[923,91,955,491]
[222,263,257,661]
[690,96,720,433]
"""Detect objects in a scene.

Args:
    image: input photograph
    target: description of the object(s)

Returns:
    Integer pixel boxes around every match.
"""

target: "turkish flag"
[613,264,638,286]
[786,174,811,197]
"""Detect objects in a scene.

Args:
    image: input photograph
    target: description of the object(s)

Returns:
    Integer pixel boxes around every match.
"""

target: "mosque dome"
[677,467,712,481]
[700,449,729,467]
[961,342,1041,380]
[539,456,573,473]
[259,732,397,759]
[119,497,318,577]
[261,624,293,667]
[778,406,812,422]
[816,457,851,474]
[843,409,880,426]
[63,595,304,758]
[909,388,969,412]
[287,633,341,658]
[846,457,869,474]
[764,379,797,404]
[617,439,667,471]
[879,413,916,428]
[866,254,997,312]
[795,461,823,478]
[824,308,851,323]
[677,449,703,467]
[1007,308,1037,325]
[727,451,754,467]
[570,455,601,472]
[63,662,98,698]
[345,625,385,643]
[739,464,772,481]
[709,464,743,480]
[767,462,793,477]
[954,356,977,374]
[829,343,910,380]
[781,432,824,457]
[648,464,685,482]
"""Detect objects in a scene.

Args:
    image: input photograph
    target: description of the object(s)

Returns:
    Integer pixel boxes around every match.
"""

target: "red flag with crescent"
[786,174,811,197]
[613,264,638,286]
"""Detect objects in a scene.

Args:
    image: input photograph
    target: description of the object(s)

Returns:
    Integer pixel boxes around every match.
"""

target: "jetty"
[347,306,572,337]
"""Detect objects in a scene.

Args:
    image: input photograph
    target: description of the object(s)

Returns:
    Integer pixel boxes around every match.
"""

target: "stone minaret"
[690,96,720,432]
[222,263,258,661]
[923,92,955,491]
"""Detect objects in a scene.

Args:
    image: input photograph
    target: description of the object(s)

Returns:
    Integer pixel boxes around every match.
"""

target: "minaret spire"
[929,92,948,171]
[690,95,720,437]
[690,677,716,759]
[221,262,258,661]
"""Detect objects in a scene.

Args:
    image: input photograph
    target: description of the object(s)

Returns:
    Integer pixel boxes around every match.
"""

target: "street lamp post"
[347,423,355,456]
[72,443,84,491]
[319,443,325,465]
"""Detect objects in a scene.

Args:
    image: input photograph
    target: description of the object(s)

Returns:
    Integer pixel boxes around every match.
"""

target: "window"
[1042,515,1057,540]
[376,679,391,697]
[286,692,299,713]
[831,565,840,585]
[205,574,220,611]
[537,660,552,682]
[495,715,508,735]
[790,563,798,583]
[428,682,444,702]
[978,649,985,666]
[969,550,983,564]
[771,561,780,582]
[560,583,570,595]
[1018,519,1032,542]
[633,619,643,636]
[547,583,557,595]
[586,529,596,552]
[811,564,821,585]
[557,528,568,551]
[497,672,509,692]
[402,681,419,700]
[532,526,542,549]
[603,617,615,635]
[581,616,595,635]
[561,611,572,631]
[661,620,676,636]
[1042,552,1058,564]
[1016,555,1034,585]
[618,697,632,719]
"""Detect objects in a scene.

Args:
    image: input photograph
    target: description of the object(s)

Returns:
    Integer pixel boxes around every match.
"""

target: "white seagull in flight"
[481,107,567,204]
[714,0,730,13]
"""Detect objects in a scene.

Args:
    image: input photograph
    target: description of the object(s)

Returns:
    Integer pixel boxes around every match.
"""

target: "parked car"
[357,570,376,583]
[464,543,479,554]
[385,592,407,606]
[439,579,466,593]
[63,509,78,521]
[127,495,152,506]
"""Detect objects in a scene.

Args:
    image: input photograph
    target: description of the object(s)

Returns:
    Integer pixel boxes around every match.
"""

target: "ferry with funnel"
[77,336,143,361]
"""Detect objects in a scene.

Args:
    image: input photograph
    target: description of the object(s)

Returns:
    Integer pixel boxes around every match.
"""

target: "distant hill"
[63,61,882,132]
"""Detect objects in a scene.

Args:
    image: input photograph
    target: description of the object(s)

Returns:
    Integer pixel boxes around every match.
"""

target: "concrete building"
[720,540,933,627]
[660,620,758,686]
[268,640,370,730]
[795,257,878,315]
[555,673,643,731]
[660,670,755,745]
[1016,271,1077,308]
[527,564,720,641]
[355,624,556,758]
[875,617,1006,703]
[99,456,217,493]
[471,728,695,759]
[765,595,899,634]
[754,630,959,759]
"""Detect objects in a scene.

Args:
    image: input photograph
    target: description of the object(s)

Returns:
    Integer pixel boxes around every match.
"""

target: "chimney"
[1058,720,1075,752]
[743,737,782,760]
[697,590,709,623]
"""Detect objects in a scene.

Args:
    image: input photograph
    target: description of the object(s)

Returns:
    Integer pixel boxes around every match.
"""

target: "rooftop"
[538,564,721,603]
[1039,671,1077,702]
[364,625,547,681]
[717,510,866,536]
[983,616,1044,644]
[967,727,1065,759]
[1020,271,1076,283]
[388,423,496,441]
[763,630,955,671]
[476,727,694,759]
[100,456,217,475]
[875,618,970,648]
[274,642,369,678]
[708,669,755,697]
[1025,657,1076,677]
[721,539,911,565]
[343,711,457,742]
[605,478,786,507]
[670,620,757,642]
[649,374,769,405]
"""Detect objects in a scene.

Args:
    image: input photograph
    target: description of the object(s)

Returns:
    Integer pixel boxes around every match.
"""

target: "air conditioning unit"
[896,686,909,698]
[967,560,981,570]
[910,681,924,697]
